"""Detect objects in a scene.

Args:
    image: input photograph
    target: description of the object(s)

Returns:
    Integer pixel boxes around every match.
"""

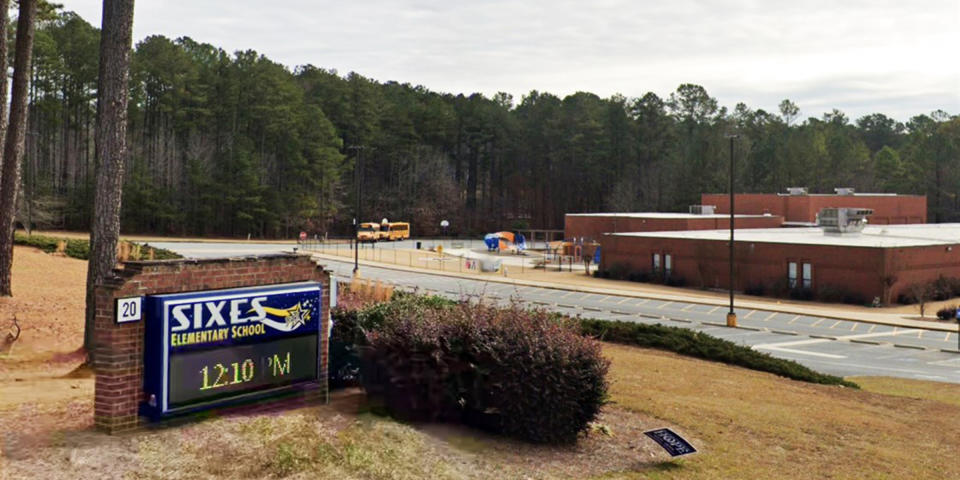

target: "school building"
[600,223,960,304]
[701,189,927,225]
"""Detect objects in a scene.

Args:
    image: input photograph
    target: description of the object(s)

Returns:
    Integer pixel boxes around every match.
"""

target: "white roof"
[566,212,775,220]
[776,192,901,197]
[608,223,960,248]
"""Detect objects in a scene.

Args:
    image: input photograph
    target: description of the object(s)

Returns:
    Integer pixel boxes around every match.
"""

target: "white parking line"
[759,346,847,359]
[763,312,777,321]
[753,329,922,350]
[657,302,673,310]
[787,315,800,324]
[708,306,720,314]
[927,357,960,367]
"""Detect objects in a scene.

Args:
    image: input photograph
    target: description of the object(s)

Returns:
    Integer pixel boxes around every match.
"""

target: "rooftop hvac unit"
[786,187,808,196]
[688,205,716,215]
[834,187,855,195]
[816,207,873,235]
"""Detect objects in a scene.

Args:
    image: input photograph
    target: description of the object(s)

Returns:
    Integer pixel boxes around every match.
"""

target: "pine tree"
[84,0,135,357]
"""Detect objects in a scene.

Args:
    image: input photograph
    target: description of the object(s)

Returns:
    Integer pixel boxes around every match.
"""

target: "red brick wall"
[600,234,960,303]
[881,245,960,303]
[93,254,331,434]
[703,194,927,224]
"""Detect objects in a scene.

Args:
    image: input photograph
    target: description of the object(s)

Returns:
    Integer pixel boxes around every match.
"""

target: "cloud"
[60,0,960,120]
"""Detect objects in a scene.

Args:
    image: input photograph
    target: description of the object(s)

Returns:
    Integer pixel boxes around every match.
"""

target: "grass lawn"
[600,344,960,479]
[2,244,959,479]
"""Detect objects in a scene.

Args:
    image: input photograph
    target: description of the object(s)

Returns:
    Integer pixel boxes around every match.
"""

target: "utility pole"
[348,145,364,274]
[726,134,738,328]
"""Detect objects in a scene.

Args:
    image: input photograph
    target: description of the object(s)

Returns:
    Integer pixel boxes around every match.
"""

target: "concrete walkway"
[309,251,960,333]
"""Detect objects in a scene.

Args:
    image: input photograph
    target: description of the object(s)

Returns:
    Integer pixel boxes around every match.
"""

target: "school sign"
[93,255,331,433]
[143,282,323,417]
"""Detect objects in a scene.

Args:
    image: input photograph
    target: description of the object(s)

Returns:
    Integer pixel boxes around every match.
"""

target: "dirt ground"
[0,247,87,366]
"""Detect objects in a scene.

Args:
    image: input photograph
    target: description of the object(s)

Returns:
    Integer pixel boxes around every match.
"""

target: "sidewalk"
[308,250,960,333]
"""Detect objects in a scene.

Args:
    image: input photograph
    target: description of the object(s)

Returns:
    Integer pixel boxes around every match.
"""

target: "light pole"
[348,145,364,274]
[726,134,738,328]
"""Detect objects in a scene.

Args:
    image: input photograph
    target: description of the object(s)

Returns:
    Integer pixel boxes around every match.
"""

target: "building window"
[652,253,661,273]
[802,263,812,289]
[665,254,672,277]
[788,262,798,288]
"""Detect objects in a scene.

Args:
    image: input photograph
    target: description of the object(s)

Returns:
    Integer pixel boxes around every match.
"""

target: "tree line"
[19,10,960,238]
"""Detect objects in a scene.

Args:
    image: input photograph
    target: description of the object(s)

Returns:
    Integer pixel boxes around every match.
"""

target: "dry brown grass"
[600,344,960,479]
[851,376,960,408]
[347,275,394,303]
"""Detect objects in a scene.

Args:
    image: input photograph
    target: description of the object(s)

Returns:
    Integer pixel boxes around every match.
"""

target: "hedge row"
[13,233,181,261]
[578,318,859,388]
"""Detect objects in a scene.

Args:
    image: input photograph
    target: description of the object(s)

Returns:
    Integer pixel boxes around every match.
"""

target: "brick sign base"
[93,254,331,434]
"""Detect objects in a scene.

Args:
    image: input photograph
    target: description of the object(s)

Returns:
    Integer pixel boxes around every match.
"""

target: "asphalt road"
[155,241,960,383]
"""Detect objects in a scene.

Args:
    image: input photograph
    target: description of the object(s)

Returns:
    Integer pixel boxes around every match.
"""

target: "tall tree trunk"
[0,0,36,296]
[84,0,135,356]
[0,0,9,159]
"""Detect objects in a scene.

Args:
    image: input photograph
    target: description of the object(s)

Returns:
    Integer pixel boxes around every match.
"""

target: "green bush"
[578,318,858,389]
[13,233,181,261]
[936,305,958,320]
[627,270,651,282]
[816,284,866,305]
[606,262,630,280]
[14,232,90,258]
[364,303,610,444]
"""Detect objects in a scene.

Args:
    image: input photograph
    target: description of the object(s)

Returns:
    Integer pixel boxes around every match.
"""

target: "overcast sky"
[60,0,959,122]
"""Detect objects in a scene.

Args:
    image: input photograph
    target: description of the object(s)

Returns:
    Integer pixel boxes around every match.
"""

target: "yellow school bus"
[356,222,380,243]
[384,222,410,241]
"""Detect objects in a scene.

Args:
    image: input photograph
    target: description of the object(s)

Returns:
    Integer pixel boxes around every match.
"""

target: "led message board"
[143,282,323,417]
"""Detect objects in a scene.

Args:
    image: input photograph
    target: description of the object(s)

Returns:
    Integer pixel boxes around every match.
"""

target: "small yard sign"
[644,428,697,457]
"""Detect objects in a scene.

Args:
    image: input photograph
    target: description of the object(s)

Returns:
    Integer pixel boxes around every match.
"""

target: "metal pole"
[349,146,363,274]
[727,135,737,327]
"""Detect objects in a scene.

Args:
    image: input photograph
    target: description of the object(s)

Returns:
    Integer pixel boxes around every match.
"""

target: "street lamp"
[348,145,365,274]
[726,134,738,328]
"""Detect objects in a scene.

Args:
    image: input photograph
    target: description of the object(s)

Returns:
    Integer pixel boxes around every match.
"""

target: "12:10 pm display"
[199,352,290,391]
